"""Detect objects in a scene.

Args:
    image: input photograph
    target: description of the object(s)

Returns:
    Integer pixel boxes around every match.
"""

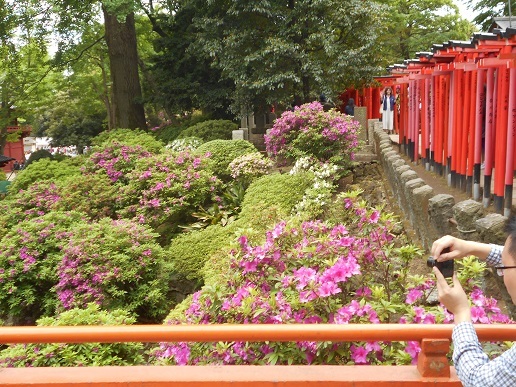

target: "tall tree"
[466,0,516,30]
[379,0,475,65]
[0,1,53,155]
[185,0,387,115]
[102,3,146,129]
[147,4,235,119]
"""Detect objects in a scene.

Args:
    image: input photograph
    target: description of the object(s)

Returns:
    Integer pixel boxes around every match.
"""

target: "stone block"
[428,194,455,237]
[354,106,368,143]
[232,130,245,140]
[476,213,508,245]
[453,200,484,240]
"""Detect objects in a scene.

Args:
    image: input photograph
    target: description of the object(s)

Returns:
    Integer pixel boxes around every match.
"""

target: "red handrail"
[0,323,515,344]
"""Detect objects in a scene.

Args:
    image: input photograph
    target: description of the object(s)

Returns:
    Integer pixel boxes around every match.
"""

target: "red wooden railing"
[1,324,516,386]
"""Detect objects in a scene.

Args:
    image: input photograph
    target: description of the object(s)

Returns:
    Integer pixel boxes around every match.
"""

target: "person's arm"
[452,322,516,386]
[431,235,500,263]
[434,267,516,386]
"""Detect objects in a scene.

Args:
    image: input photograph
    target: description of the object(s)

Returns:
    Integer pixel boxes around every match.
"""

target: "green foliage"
[152,113,211,144]
[147,4,235,118]
[195,139,257,181]
[0,211,88,324]
[7,158,82,193]
[0,171,6,180]
[178,120,238,142]
[24,149,53,167]
[187,0,386,111]
[168,224,235,282]
[0,304,145,367]
[238,172,315,223]
[470,0,516,31]
[379,0,474,64]
[91,128,164,153]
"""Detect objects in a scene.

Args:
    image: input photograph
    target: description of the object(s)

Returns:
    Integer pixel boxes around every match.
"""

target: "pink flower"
[316,281,341,297]
[405,341,421,364]
[471,306,490,323]
[405,289,423,304]
[350,344,370,364]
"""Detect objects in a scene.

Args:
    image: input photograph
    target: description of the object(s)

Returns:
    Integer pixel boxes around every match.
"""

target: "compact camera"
[427,247,454,278]
[427,257,454,278]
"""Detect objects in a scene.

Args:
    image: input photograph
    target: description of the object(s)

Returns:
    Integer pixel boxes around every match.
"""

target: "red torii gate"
[360,28,516,216]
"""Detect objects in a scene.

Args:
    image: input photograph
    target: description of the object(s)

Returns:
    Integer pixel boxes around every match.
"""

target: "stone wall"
[370,121,515,317]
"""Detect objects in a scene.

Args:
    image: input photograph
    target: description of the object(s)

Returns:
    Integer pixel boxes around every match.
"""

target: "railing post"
[417,338,451,378]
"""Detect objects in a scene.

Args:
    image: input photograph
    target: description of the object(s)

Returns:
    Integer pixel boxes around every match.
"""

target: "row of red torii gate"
[341,25,516,216]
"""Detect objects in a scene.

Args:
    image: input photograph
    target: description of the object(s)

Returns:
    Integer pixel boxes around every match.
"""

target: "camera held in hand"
[427,247,454,278]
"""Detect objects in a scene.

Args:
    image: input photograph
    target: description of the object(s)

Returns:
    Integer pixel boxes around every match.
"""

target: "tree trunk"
[102,6,146,130]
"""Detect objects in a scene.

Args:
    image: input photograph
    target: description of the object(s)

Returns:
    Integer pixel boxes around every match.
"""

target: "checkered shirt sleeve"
[485,244,503,267]
[452,322,516,386]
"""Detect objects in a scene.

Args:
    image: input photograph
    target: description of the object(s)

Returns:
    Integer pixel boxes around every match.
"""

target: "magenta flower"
[405,341,421,364]
[316,281,341,297]
[471,306,490,323]
[405,289,423,304]
[350,344,370,364]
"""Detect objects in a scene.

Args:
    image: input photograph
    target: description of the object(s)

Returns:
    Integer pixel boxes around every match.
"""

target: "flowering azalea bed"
[0,104,512,367]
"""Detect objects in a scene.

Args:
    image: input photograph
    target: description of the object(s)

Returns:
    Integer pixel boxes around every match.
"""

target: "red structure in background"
[355,27,516,216]
[1,124,32,173]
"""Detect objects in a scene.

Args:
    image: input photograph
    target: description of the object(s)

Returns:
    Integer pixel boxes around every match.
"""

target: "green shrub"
[0,170,6,180]
[91,128,164,153]
[0,211,88,324]
[178,119,237,142]
[238,172,314,223]
[168,224,236,282]
[0,304,145,366]
[25,149,53,168]
[153,113,210,144]
[8,158,82,192]
[195,140,257,181]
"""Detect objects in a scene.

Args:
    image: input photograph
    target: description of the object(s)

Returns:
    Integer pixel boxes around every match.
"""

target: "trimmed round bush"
[178,120,238,142]
[8,158,82,192]
[0,304,145,367]
[238,172,315,223]
[168,224,235,282]
[195,140,257,181]
[25,149,53,168]
[91,128,164,153]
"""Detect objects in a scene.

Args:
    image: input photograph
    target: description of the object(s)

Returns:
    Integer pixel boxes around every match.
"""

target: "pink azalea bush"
[118,151,222,232]
[0,211,87,324]
[85,142,154,184]
[151,192,512,366]
[265,102,360,168]
[0,212,172,324]
[0,181,62,231]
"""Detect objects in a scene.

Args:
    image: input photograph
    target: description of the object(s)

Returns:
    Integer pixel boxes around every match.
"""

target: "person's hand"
[433,267,471,323]
[431,235,468,262]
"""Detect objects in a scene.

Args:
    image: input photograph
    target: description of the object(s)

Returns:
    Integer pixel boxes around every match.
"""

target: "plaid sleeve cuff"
[485,244,503,267]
